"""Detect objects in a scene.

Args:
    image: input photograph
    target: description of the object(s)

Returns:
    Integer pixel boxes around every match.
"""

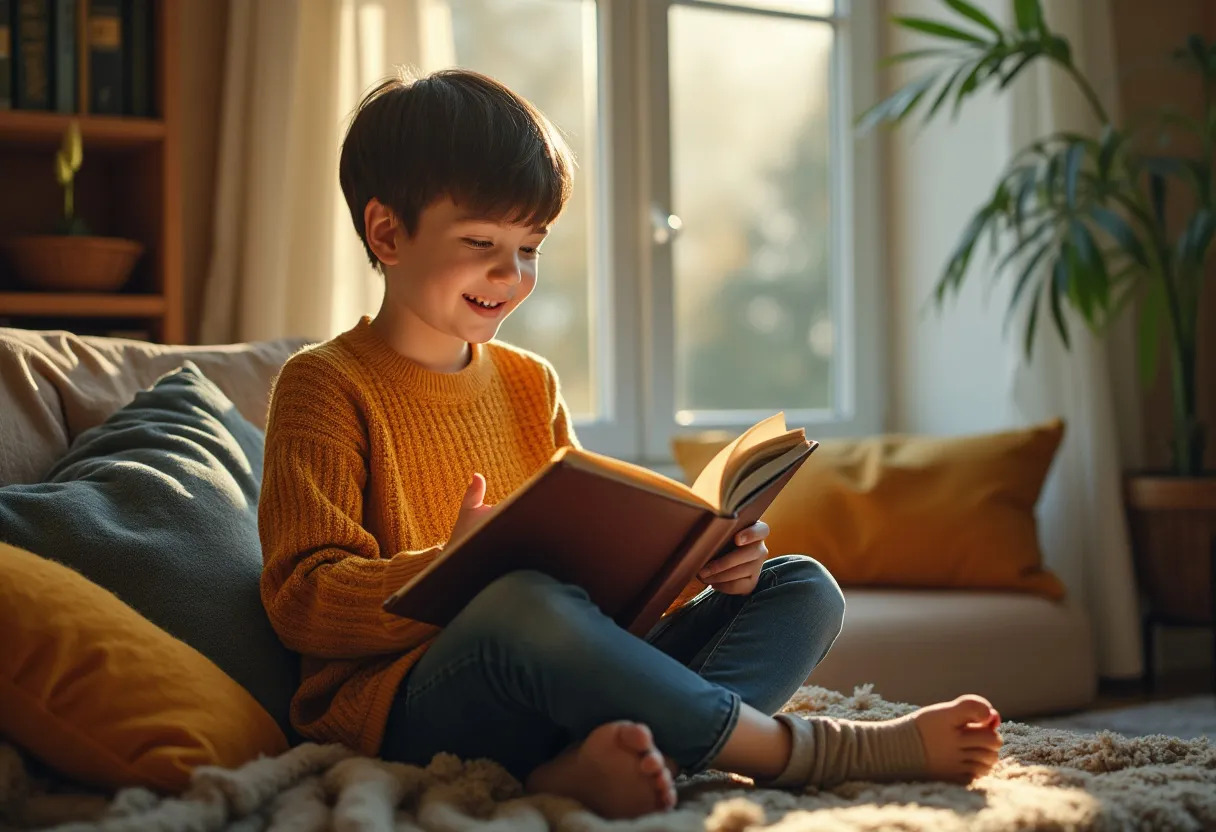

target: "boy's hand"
[697,521,770,595]
[451,473,496,543]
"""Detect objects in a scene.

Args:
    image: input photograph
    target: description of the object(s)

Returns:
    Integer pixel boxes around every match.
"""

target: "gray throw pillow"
[0,362,298,738]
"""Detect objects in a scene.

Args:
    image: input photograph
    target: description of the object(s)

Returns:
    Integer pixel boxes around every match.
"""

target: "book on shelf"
[0,0,12,110]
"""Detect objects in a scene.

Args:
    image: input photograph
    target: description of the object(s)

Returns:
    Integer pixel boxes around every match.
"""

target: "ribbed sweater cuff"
[381,547,443,601]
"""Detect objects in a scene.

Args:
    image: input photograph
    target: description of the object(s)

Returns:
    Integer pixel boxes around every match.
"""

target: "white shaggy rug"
[2,684,1215,832]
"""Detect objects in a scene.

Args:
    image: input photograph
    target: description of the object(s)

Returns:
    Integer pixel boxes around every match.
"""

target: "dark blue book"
[14,0,51,110]
[50,0,73,112]
[87,0,121,114]
[122,0,150,116]
[0,0,12,109]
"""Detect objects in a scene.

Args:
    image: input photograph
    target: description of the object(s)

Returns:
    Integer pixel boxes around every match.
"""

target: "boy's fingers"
[736,521,770,546]
[701,551,743,579]
[710,575,756,595]
[701,544,766,580]
[463,473,487,509]
[703,560,760,584]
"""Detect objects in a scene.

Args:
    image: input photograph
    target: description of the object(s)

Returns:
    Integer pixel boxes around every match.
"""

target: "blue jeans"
[380,555,845,781]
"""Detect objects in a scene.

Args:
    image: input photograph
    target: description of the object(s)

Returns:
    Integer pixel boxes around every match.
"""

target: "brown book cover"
[383,413,817,637]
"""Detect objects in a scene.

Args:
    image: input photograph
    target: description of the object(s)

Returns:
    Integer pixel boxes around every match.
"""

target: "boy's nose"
[488,260,523,285]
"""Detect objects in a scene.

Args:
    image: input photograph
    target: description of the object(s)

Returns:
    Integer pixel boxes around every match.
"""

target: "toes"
[616,722,654,754]
[952,695,995,726]
[964,759,994,779]
[656,770,677,810]
[639,750,663,775]
[963,748,1001,767]
[960,725,1003,749]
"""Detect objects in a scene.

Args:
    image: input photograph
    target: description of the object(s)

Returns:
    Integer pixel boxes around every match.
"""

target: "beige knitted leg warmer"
[758,713,928,789]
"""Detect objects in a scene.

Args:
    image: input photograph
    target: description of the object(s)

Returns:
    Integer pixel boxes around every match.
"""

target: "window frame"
[571,0,885,463]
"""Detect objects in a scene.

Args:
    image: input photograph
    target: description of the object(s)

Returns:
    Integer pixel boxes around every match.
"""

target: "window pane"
[427,0,598,417]
[669,4,834,419]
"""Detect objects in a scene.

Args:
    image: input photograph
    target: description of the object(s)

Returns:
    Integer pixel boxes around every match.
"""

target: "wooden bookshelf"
[0,291,166,317]
[0,0,183,344]
[0,111,166,149]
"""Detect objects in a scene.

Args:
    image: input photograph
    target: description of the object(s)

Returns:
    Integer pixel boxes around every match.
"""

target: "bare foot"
[525,722,676,819]
[910,694,1003,783]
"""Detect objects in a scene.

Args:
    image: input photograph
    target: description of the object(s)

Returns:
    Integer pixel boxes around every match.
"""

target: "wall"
[178,0,229,344]
[884,0,1016,436]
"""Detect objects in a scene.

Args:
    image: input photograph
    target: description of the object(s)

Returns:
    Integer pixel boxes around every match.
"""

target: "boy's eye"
[462,238,493,249]
[520,246,541,258]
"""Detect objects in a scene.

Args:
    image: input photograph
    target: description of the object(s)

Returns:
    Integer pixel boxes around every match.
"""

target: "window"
[412,0,882,462]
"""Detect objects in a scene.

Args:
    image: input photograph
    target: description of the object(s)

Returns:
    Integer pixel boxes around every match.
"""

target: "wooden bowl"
[0,235,144,292]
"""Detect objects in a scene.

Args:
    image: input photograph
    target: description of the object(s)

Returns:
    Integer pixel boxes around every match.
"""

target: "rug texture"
[2,684,1214,832]
[1033,694,1216,741]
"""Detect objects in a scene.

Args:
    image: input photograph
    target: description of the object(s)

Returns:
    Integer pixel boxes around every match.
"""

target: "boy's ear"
[364,199,401,267]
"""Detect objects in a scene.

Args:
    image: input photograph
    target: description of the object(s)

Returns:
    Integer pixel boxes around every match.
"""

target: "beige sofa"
[0,327,1098,721]
[811,588,1095,717]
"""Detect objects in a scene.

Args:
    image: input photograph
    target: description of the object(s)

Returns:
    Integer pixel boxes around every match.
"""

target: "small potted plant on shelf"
[858,0,1214,627]
[0,120,143,292]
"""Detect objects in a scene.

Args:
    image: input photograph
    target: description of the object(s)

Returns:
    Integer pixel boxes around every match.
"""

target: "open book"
[383,413,816,637]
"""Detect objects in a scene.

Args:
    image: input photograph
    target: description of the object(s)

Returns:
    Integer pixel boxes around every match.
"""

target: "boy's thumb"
[463,473,487,509]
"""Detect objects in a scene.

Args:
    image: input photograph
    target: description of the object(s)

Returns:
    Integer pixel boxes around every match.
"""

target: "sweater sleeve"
[258,355,441,660]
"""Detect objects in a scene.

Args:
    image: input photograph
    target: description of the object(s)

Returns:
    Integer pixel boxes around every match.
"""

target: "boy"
[259,68,1002,820]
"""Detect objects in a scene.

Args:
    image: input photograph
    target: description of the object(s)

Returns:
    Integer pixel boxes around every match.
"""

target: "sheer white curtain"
[1005,0,1143,678]
[200,0,454,344]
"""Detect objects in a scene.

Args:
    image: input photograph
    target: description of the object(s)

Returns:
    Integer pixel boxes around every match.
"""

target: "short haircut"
[339,68,575,268]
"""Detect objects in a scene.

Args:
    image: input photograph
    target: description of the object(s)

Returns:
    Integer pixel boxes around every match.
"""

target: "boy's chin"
[459,324,504,345]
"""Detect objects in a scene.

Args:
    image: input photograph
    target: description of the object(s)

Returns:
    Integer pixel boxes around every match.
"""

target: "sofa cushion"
[808,587,1096,718]
[0,541,287,793]
[0,362,297,737]
[673,421,1067,599]
[0,327,310,485]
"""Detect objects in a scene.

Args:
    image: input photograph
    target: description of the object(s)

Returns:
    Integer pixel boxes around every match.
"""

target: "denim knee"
[450,569,596,664]
[766,554,846,638]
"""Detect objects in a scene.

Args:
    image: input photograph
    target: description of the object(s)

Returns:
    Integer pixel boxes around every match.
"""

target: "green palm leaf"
[892,16,989,45]
[942,0,1002,38]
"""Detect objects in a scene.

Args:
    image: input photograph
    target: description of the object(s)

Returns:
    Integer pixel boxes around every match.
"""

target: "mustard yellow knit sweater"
[258,316,702,755]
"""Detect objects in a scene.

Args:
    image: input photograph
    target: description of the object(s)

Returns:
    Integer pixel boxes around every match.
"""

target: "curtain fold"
[1004,0,1143,678]
[199,0,438,345]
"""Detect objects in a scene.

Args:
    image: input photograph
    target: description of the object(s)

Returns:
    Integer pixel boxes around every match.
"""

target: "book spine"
[0,0,11,109]
[86,0,118,113]
[120,0,147,116]
[14,0,50,110]
[51,0,73,112]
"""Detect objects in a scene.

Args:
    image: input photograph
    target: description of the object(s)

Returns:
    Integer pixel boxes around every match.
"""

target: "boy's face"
[385,197,547,346]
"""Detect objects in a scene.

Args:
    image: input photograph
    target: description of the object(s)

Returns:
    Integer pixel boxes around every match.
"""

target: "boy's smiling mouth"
[463,294,508,316]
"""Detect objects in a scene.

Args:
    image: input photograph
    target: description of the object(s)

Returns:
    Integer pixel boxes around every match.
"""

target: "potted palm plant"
[858,0,1215,626]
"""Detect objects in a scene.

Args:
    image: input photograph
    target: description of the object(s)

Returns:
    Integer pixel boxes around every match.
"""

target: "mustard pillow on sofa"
[0,542,288,793]
[672,420,1066,599]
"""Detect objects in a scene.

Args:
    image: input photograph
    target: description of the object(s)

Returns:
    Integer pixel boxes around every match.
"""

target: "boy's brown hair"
[339,68,575,269]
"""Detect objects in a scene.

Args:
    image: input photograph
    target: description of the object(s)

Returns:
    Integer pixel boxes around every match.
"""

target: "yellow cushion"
[0,542,288,793]
[672,421,1066,599]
